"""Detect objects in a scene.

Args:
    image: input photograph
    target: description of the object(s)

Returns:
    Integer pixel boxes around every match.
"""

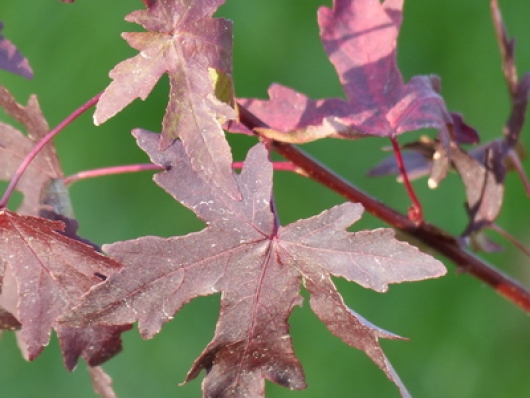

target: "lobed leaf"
[0,210,128,369]
[0,87,61,214]
[0,88,131,368]
[235,0,452,146]
[62,130,445,397]
[94,0,239,199]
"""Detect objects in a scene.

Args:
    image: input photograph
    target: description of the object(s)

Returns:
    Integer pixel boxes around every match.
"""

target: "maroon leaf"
[0,210,126,368]
[61,130,445,397]
[367,135,483,187]
[235,0,451,146]
[303,275,410,397]
[450,112,479,145]
[57,323,132,370]
[0,86,130,369]
[368,136,508,250]
[452,141,506,237]
[369,1,529,251]
[0,305,20,331]
[0,86,61,214]
[0,22,33,79]
[94,0,239,199]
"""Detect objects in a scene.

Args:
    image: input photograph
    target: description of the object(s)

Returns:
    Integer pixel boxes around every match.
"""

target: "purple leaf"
[0,22,33,79]
[0,210,127,367]
[61,130,445,397]
[94,0,239,199]
[235,0,452,146]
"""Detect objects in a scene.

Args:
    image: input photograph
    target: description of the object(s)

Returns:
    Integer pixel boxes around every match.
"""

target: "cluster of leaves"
[368,0,530,252]
[0,0,528,397]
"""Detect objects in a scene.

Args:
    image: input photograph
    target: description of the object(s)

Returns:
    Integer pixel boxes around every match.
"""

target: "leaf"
[61,130,445,397]
[0,86,131,369]
[368,137,506,220]
[0,86,61,214]
[94,0,239,199]
[57,323,131,370]
[0,22,33,79]
[235,0,452,146]
[370,0,530,250]
[452,140,506,237]
[367,134,481,187]
[0,210,129,369]
[0,305,20,331]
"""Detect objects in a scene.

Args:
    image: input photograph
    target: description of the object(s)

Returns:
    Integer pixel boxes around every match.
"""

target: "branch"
[237,103,530,313]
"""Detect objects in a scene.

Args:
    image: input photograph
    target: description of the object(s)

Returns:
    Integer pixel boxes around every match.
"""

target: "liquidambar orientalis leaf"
[94,0,239,200]
[61,130,445,397]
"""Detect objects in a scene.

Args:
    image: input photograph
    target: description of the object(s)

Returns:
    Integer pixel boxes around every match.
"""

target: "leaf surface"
[0,210,128,368]
[0,22,33,79]
[235,0,451,145]
[94,0,239,199]
[62,130,445,397]
[0,305,20,330]
[0,86,61,214]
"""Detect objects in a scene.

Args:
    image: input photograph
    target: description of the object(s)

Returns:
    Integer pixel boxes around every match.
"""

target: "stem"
[390,135,424,225]
[64,161,300,186]
[64,164,165,186]
[237,102,530,313]
[0,92,102,208]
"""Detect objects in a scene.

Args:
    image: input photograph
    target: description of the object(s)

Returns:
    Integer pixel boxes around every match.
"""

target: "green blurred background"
[1,0,530,397]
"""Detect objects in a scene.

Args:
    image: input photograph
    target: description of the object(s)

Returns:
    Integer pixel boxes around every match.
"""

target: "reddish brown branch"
[237,103,530,313]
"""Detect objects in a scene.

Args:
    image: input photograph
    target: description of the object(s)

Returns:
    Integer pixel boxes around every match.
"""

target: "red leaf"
[61,130,445,397]
[452,140,506,236]
[367,137,507,247]
[0,305,20,331]
[0,22,33,79]
[0,210,126,368]
[57,323,132,370]
[0,87,61,214]
[94,0,239,199]
[236,0,451,144]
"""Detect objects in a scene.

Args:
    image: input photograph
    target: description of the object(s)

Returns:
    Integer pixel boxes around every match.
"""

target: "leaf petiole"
[64,164,165,186]
[390,136,424,225]
[64,161,302,186]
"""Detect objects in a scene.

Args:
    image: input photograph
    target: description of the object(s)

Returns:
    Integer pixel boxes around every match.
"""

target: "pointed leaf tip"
[0,22,33,79]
